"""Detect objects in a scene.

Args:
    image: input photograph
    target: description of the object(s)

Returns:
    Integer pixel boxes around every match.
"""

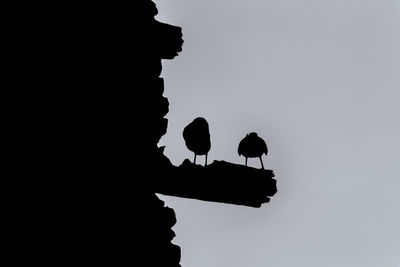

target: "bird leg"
[205,153,208,166]
[259,156,265,169]
[245,157,248,166]
[194,153,197,164]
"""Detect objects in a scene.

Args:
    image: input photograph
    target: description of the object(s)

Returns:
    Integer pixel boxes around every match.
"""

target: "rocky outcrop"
[139,2,184,266]
[156,160,276,208]
[22,1,277,266]
[141,1,277,266]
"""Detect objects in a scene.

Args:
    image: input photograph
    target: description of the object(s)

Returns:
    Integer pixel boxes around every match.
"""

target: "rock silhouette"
[24,1,277,266]
[238,132,269,169]
[183,117,211,166]
[156,159,276,207]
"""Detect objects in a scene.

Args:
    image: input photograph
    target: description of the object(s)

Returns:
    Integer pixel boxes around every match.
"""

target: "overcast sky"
[153,0,400,266]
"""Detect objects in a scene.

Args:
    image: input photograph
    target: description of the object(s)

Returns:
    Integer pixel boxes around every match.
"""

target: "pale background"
[154,0,400,266]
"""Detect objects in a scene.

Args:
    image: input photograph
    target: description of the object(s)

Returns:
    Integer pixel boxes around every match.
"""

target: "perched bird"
[238,132,268,169]
[183,117,211,166]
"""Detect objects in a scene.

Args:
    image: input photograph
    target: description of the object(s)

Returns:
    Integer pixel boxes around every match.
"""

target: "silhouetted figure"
[183,117,211,166]
[238,132,268,169]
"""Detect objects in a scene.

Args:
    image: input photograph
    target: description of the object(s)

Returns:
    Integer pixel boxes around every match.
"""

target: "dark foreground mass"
[19,1,277,266]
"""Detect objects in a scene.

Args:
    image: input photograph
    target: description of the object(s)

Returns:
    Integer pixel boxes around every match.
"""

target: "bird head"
[194,117,207,123]
[248,132,258,138]
[192,117,209,128]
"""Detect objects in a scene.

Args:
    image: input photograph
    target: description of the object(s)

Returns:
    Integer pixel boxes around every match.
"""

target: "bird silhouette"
[238,132,268,169]
[183,117,211,166]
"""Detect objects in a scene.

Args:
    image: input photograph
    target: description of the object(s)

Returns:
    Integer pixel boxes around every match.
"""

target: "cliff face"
[143,1,277,266]
[141,2,184,266]
[21,1,276,266]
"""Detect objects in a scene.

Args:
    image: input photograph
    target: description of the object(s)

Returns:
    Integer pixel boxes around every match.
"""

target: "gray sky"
[154,0,400,266]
